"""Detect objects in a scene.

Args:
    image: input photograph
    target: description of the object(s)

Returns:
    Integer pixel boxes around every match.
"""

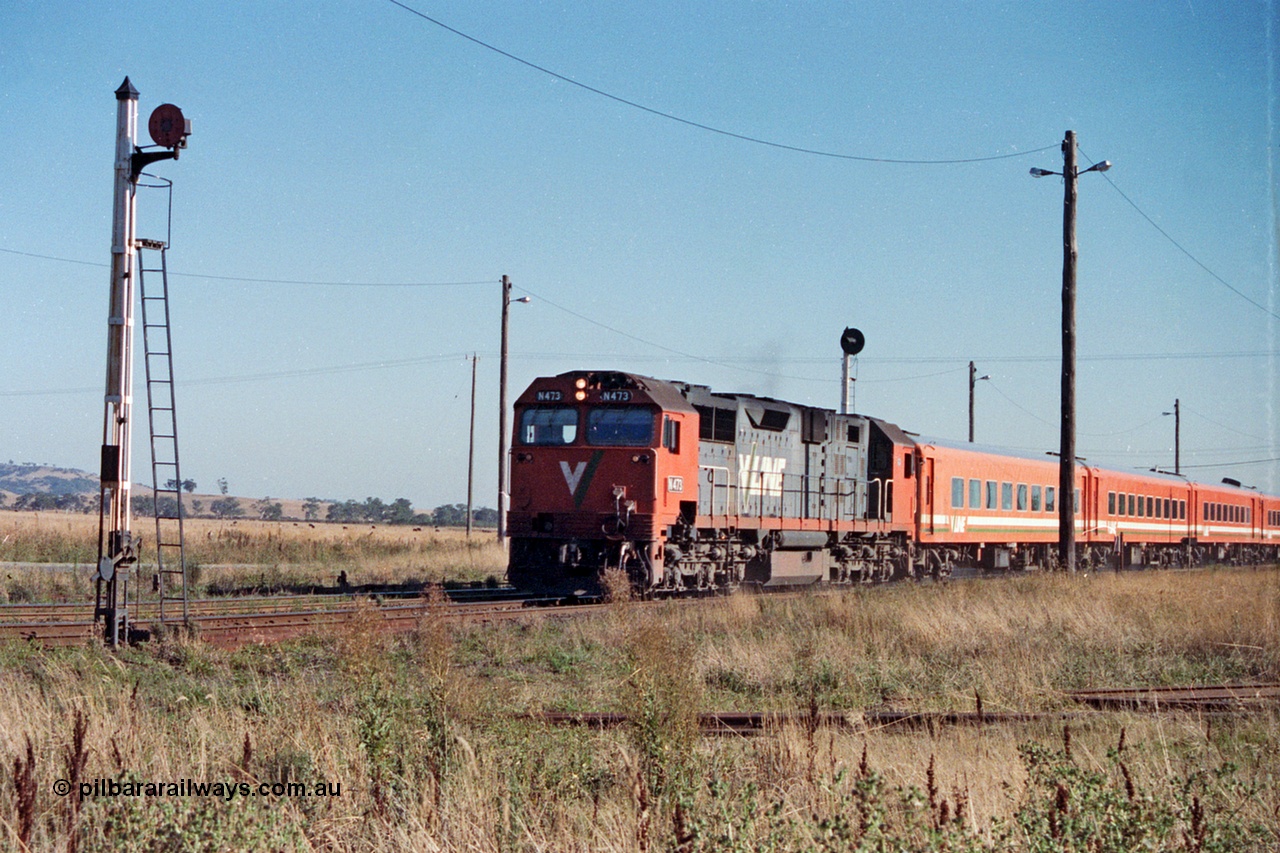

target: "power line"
[383,0,1058,166]
[1080,147,1280,323]
[0,245,488,285]
[1182,405,1275,443]
[511,284,829,383]
[6,245,1277,393]
[0,353,476,397]
[1177,456,1280,470]
[984,380,1056,427]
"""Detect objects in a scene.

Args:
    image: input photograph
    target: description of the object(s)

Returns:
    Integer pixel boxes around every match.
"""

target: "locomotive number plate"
[667,476,684,493]
[600,390,632,402]
[535,390,563,402]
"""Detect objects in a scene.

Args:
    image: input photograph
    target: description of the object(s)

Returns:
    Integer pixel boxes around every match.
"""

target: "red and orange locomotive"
[506,370,1280,594]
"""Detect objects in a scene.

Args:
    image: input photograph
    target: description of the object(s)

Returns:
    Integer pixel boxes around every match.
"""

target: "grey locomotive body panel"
[679,384,872,524]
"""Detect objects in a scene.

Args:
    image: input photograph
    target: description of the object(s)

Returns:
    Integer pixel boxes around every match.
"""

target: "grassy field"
[0,561,1276,851]
[0,511,506,602]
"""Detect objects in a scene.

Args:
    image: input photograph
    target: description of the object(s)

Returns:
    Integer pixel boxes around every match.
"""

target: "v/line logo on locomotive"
[560,460,587,495]
[737,454,786,500]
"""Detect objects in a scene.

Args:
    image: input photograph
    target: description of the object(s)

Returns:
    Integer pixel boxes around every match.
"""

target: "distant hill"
[0,461,496,527]
[0,462,98,498]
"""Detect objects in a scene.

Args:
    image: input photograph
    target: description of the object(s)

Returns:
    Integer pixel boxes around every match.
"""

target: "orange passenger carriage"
[915,439,1084,570]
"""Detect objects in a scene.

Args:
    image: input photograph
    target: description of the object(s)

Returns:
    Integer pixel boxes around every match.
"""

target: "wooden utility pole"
[967,362,988,442]
[498,276,511,545]
[1033,131,1108,573]
[1173,398,1180,475]
[969,362,976,442]
[1060,130,1078,574]
[467,354,477,538]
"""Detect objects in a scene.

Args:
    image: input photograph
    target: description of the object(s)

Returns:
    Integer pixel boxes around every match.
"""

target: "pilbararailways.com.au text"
[56,777,341,803]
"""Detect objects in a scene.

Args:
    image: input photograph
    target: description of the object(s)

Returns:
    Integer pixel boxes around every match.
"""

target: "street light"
[498,275,531,546]
[1162,399,1181,475]
[968,361,990,443]
[1031,131,1110,574]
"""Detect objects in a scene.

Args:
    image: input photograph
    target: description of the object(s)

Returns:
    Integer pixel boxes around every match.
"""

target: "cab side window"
[662,416,681,453]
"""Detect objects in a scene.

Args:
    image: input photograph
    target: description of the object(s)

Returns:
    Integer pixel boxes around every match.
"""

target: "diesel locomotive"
[506,370,1280,594]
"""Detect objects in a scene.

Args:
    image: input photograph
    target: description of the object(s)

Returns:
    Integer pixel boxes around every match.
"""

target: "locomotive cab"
[507,371,698,594]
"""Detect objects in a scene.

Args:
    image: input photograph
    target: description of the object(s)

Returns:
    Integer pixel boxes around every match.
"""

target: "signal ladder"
[136,238,188,626]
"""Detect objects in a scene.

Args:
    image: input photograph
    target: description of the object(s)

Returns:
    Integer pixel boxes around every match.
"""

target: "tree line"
[0,491,497,528]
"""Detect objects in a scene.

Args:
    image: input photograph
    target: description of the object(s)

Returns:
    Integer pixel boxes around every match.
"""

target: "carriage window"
[970,479,982,509]
[587,408,654,446]
[1001,482,1013,511]
[951,477,965,509]
[1075,489,1080,513]
[1180,500,1186,520]
[986,481,997,509]
[520,407,578,445]
[1032,485,1042,512]
[1046,487,1056,513]
[1108,491,1116,515]
[1128,494,1135,516]
[1164,499,1171,519]
[1016,484,1028,511]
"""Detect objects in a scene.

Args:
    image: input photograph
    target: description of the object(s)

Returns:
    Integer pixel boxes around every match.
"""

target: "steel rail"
[0,586,536,624]
[0,595,598,648]
[1068,683,1280,709]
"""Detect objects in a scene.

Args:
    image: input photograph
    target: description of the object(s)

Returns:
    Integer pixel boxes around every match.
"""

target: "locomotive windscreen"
[586,408,654,446]
[520,407,578,445]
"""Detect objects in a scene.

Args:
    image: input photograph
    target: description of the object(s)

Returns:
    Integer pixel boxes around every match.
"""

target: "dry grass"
[0,566,1276,850]
[0,511,506,602]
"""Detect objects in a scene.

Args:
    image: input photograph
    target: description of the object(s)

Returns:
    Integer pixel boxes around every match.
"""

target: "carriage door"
[922,453,935,535]
[1081,468,1096,543]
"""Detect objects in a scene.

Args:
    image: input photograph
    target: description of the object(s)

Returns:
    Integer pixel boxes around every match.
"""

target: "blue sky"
[1,1,1276,509]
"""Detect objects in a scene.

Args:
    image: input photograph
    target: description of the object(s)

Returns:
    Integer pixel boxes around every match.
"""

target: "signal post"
[96,78,189,646]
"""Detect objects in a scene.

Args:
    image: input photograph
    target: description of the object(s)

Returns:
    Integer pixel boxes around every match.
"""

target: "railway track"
[1067,683,1280,710]
[528,686,1280,736]
[527,709,1060,736]
[0,587,591,648]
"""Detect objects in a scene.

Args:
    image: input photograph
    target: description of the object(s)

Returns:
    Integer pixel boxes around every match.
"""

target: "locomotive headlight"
[575,390,587,401]
[575,378,587,389]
